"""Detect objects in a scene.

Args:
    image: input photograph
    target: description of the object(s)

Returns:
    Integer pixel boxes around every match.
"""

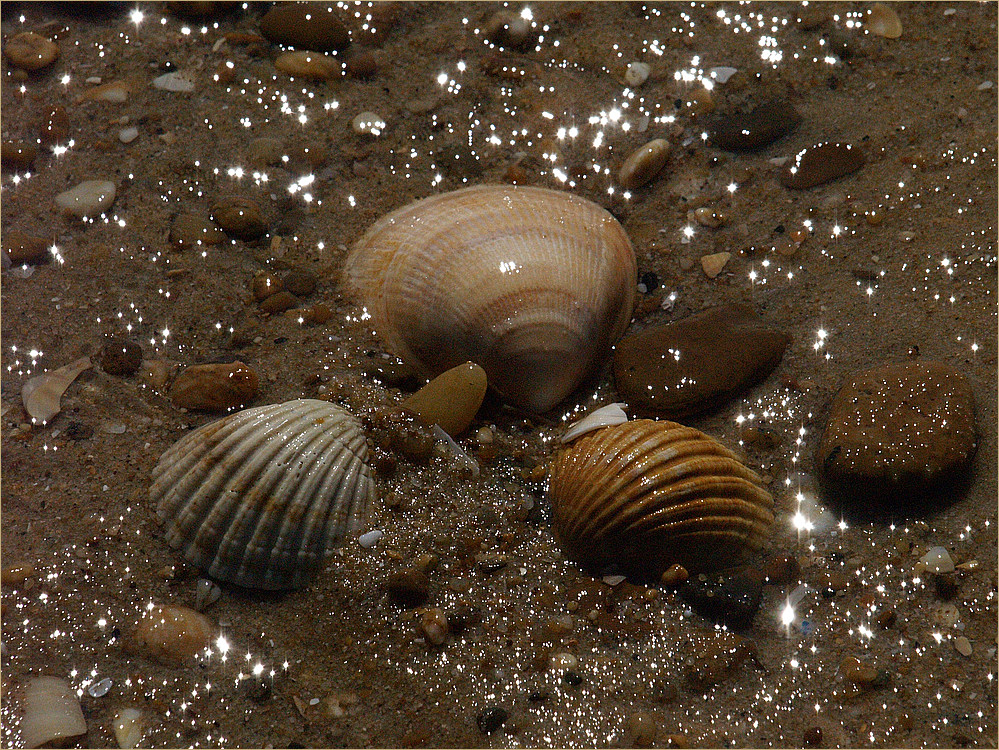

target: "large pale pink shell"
[549,419,774,578]
[345,185,637,413]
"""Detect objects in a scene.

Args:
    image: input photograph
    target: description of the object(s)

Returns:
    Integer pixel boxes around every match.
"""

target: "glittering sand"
[2,2,996,747]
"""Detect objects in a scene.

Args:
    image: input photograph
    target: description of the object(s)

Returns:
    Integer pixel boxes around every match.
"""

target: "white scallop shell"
[345,185,637,413]
[151,399,374,590]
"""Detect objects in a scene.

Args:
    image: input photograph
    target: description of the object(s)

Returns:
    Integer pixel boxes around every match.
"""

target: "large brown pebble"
[274,50,338,79]
[169,213,226,250]
[283,268,318,297]
[259,2,350,52]
[816,361,977,504]
[345,47,378,78]
[613,304,790,418]
[384,568,430,607]
[131,604,213,665]
[3,230,50,265]
[5,31,60,71]
[708,98,801,151]
[212,197,268,240]
[618,138,670,189]
[169,361,260,411]
[40,106,70,146]
[259,290,298,314]
[97,336,143,376]
[780,142,865,189]
[251,272,283,301]
[401,362,487,436]
[2,141,38,171]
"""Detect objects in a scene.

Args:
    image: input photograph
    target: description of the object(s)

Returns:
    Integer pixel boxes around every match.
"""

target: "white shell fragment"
[352,111,386,136]
[54,180,116,217]
[346,185,637,413]
[151,399,375,589]
[709,66,739,84]
[113,708,147,749]
[152,70,196,92]
[21,356,91,424]
[624,61,650,87]
[22,676,88,749]
[194,578,222,611]
[920,546,955,573]
[562,402,629,444]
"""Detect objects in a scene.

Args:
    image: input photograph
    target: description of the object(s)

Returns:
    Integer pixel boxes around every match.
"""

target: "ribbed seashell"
[549,419,774,579]
[345,185,637,413]
[151,399,374,590]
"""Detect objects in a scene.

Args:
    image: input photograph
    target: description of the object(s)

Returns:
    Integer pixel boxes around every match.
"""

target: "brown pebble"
[302,302,332,325]
[345,47,378,78]
[169,213,226,250]
[418,607,448,646]
[684,630,758,689]
[875,607,897,629]
[169,361,260,411]
[260,290,298,314]
[401,362,487,437]
[131,604,213,666]
[251,272,284,301]
[97,336,143,376]
[660,564,688,587]
[803,726,823,747]
[384,568,430,607]
[618,138,670,189]
[364,406,437,462]
[932,572,959,600]
[274,50,338,80]
[1,563,35,586]
[665,734,688,748]
[1,141,38,171]
[625,711,658,748]
[40,106,70,146]
[259,2,350,52]
[709,98,801,151]
[839,656,880,686]
[700,251,731,278]
[483,10,535,49]
[781,142,865,189]
[740,426,781,451]
[3,230,50,265]
[5,31,60,72]
[283,268,318,297]
[212,197,268,240]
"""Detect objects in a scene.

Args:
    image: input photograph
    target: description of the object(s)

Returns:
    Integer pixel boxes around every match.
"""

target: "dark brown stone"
[345,47,378,78]
[1,141,38,171]
[259,2,350,52]
[384,568,429,607]
[780,142,865,189]
[613,304,790,418]
[40,106,70,146]
[708,98,801,151]
[259,290,298,314]
[3,230,50,265]
[283,268,317,297]
[169,213,226,250]
[816,361,977,506]
[169,361,260,411]
[212,197,268,240]
[97,336,143,376]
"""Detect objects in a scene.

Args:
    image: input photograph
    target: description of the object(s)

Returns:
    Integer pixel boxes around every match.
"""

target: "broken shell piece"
[194,578,222,611]
[562,403,629,444]
[21,356,91,424]
[22,676,87,749]
[113,708,146,749]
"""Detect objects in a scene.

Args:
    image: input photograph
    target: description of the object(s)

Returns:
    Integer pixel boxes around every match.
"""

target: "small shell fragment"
[194,578,221,611]
[152,70,196,92]
[22,676,88,749]
[562,403,629,444]
[152,399,374,589]
[920,546,955,573]
[21,356,92,424]
[867,3,902,38]
[113,708,147,749]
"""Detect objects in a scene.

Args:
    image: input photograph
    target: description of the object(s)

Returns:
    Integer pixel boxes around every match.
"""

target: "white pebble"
[943,7,956,14]
[152,70,196,92]
[55,180,116,218]
[352,111,386,136]
[624,61,650,87]
[87,677,113,698]
[357,529,383,548]
[22,676,87,749]
[977,80,993,90]
[709,66,739,83]
[119,126,139,144]
[113,708,146,749]
[920,546,955,573]
[86,76,102,84]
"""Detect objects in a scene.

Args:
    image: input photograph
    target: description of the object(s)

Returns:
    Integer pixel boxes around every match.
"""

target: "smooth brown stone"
[3,230,50,265]
[618,138,670,189]
[169,361,259,411]
[4,31,60,71]
[345,47,378,78]
[251,272,283,301]
[40,106,70,146]
[613,304,790,418]
[708,98,801,151]
[283,268,317,297]
[274,50,338,79]
[780,142,865,189]
[212,197,267,240]
[259,2,350,52]
[2,141,38,171]
[402,362,487,436]
[817,361,977,503]
[259,290,298,314]
[169,212,226,249]
[96,336,142,376]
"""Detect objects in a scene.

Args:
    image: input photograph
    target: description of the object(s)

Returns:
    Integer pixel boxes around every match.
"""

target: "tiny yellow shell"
[549,419,774,578]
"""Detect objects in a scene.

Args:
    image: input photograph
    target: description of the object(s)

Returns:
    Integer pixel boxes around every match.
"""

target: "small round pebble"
[97,336,143,376]
[626,711,658,747]
[618,138,670,189]
[476,706,508,734]
[169,213,226,250]
[483,10,533,49]
[3,230,50,265]
[352,111,386,136]
[55,180,116,218]
[252,272,284,301]
[131,604,213,666]
[803,726,823,747]
[563,670,583,686]
[384,568,430,607]
[275,51,338,79]
[345,47,378,78]
[708,98,801,151]
[152,70,196,92]
[260,290,299,314]
[212,197,268,240]
[283,268,318,297]
[781,142,865,189]
[5,32,60,71]
[624,61,650,87]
